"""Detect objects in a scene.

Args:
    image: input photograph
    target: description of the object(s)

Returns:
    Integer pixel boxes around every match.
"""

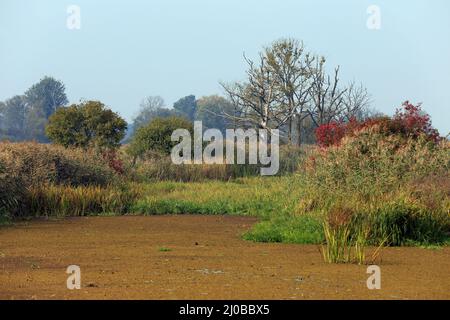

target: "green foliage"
[128,116,193,159]
[1,76,68,142]
[173,95,197,121]
[369,201,449,246]
[46,100,127,149]
[24,76,68,142]
[132,96,180,132]
[0,96,27,141]
[243,215,323,244]
[25,76,68,118]
[321,207,372,264]
[130,177,302,218]
[196,95,234,132]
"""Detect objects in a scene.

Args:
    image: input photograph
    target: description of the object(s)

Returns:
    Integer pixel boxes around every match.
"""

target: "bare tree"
[221,53,286,134]
[133,96,168,130]
[139,96,165,111]
[264,38,315,144]
[221,39,375,145]
[307,57,348,126]
[339,82,372,121]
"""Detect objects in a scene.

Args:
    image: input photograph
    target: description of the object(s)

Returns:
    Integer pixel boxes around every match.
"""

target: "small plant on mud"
[322,207,372,265]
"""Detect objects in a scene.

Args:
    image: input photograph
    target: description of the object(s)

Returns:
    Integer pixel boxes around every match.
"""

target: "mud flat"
[1,215,449,300]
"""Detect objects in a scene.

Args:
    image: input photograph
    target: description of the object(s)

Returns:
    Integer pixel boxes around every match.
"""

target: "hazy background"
[1,0,449,134]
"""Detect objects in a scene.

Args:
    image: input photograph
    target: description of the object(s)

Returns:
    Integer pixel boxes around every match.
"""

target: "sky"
[0,0,449,134]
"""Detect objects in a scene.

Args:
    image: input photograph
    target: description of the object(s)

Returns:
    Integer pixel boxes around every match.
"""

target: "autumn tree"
[46,100,127,149]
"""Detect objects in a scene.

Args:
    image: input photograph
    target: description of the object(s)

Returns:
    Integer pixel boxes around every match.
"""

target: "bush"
[46,100,127,149]
[370,201,449,246]
[305,129,449,200]
[302,126,450,247]
[127,116,193,160]
[0,161,25,219]
[0,142,116,188]
[315,102,441,148]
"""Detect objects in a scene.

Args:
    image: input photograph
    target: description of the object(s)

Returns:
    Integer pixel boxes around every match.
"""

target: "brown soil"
[0,215,449,300]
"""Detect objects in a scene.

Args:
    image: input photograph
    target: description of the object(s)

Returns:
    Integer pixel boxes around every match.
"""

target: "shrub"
[0,161,25,218]
[127,116,193,160]
[315,102,441,148]
[0,142,116,188]
[393,101,440,143]
[303,127,450,247]
[305,129,449,200]
[315,122,347,148]
[46,100,127,149]
[370,201,449,246]
[102,149,125,175]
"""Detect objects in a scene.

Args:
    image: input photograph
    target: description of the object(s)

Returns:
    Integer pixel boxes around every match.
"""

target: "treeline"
[0,76,68,142]
[1,38,380,145]
[221,38,378,145]
[129,38,379,145]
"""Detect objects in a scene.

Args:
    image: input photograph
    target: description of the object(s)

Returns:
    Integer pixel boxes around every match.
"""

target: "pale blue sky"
[1,0,449,134]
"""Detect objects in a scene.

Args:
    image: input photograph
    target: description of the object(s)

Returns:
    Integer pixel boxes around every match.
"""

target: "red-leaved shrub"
[315,122,347,148]
[393,101,440,143]
[315,102,441,148]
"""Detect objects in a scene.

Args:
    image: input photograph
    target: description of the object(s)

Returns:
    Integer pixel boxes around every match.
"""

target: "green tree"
[196,95,235,132]
[128,116,193,160]
[173,95,197,121]
[21,76,68,142]
[46,100,127,149]
[0,95,27,140]
[25,76,68,118]
[0,102,6,139]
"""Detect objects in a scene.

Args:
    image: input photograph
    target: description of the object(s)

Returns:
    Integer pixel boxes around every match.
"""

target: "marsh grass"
[131,177,302,218]
[27,184,141,217]
[243,215,323,244]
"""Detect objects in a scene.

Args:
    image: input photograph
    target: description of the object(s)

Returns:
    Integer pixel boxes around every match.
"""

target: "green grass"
[4,170,448,251]
[131,176,304,218]
[243,215,323,244]
[129,177,329,245]
[0,215,12,226]
[158,247,172,252]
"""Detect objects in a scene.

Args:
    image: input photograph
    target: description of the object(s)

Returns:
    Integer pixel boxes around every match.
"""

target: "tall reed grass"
[27,184,141,217]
